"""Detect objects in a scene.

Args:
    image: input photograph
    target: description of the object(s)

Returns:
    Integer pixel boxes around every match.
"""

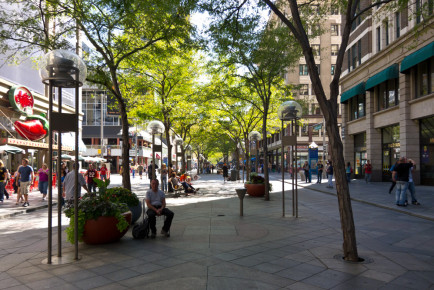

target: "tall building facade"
[340,0,434,184]
[266,5,342,169]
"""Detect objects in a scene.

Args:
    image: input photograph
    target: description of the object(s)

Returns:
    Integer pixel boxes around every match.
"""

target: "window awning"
[400,41,434,73]
[340,82,365,103]
[365,64,399,90]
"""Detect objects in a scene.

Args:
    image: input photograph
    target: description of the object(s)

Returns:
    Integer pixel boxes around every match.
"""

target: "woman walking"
[37,164,49,201]
[345,162,352,183]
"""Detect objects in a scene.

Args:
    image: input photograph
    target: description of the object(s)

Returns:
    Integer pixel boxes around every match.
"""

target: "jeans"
[317,171,322,183]
[162,175,167,192]
[346,173,351,183]
[304,170,311,183]
[38,181,49,195]
[146,207,174,234]
[88,183,97,193]
[407,182,417,203]
[395,181,409,205]
[0,182,5,201]
[365,173,372,183]
[100,174,107,181]
[328,174,333,188]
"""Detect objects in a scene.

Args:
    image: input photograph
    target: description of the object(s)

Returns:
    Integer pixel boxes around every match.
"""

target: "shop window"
[331,44,339,56]
[349,94,365,120]
[415,58,434,98]
[331,24,339,36]
[299,64,308,75]
[395,12,400,39]
[376,78,399,111]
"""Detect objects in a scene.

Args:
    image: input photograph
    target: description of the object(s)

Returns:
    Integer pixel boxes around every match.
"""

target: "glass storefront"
[420,116,434,185]
[353,133,366,178]
[382,125,400,181]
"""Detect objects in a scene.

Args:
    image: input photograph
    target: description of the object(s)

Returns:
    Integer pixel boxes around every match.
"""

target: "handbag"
[132,198,149,239]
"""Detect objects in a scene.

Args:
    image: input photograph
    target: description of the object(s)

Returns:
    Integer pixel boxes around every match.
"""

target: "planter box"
[244,183,265,197]
[82,211,131,245]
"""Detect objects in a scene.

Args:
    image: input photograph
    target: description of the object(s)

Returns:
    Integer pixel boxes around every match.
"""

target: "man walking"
[364,160,372,183]
[84,163,97,193]
[316,161,323,184]
[63,164,89,201]
[16,158,34,207]
[145,179,174,238]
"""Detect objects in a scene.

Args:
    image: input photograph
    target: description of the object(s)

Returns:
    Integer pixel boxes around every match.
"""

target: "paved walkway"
[0,173,433,289]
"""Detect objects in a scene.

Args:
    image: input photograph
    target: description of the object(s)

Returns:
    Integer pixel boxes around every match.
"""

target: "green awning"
[340,82,365,103]
[365,64,399,90]
[400,41,434,73]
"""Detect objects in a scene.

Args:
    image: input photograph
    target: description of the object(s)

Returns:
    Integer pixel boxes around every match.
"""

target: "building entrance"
[420,117,434,185]
[382,125,400,181]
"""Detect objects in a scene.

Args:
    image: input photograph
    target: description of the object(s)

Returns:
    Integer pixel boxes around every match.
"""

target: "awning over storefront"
[340,82,365,103]
[365,64,399,90]
[400,41,434,73]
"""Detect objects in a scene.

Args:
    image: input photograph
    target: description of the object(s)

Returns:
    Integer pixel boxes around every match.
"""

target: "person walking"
[37,164,49,201]
[406,159,420,205]
[16,158,34,207]
[84,163,97,193]
[148,161,158,180]
[388,160,398,194]
[131,164,136,178]
[345,162,352,183]
[326,161,333,189]
[100,163,108,181]
[222,163,229,183]
[137,163,144,179]
[303,161,311,183]
[13,165,22,205]
[63,164,89,201]
[0,160,9,204]
[364,160,372,183]
[161,164,168,192]
[316,161,323,184]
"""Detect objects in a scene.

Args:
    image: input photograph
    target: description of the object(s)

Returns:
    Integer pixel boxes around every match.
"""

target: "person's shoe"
[23,202,29,207]
[412,201,421,205]
[196,188,200,191]
[150,233,156,239]
[161,229,170,237]
[0,200,3,204]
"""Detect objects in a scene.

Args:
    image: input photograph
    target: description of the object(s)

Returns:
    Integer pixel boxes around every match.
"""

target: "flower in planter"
[246,172,273,191]
[103,187,139,207]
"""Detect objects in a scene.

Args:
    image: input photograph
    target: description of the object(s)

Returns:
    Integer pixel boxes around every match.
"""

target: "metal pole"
[57,87,62,257]
[47,82,53,264]
[152,133,155,180]
[281,120,285,217]
[160,133,163,189]
[74,77,79,260]
[291,120,295,217]
[101,93,104,159]
[295,120,298,218]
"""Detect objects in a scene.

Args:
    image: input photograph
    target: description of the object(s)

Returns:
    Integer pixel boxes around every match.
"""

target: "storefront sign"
[387,143,400,148]
[0,138,73,151]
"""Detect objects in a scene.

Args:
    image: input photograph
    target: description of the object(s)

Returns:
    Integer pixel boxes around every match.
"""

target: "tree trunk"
[119,99,131,190]
[262,111,270,201]
[165,126,172,167]
[245,136,251,181]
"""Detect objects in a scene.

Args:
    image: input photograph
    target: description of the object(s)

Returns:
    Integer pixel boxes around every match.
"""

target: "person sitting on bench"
[181,177,199,195]
[146,179,174,238]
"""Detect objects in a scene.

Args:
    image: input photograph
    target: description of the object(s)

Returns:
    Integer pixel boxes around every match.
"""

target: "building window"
[395,12,400,38]
[429,0,434,15]
[331,64,336,75]
[384,19,389,46]
[331,44,339,56]
[375,79,399,111]
[351,1,361,31]
[299,84,309,95]
[331,24,339,36]
[349,94,365,120]
[82,90,120,126]
[299,64,308,75]
[316,64,320,75]
[415,57,434,98]
[416,0,421,24]
[312,45,320,57]
[377,27,381,52]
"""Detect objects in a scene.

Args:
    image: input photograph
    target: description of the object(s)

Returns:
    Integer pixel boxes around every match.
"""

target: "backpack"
[132,198,149,239]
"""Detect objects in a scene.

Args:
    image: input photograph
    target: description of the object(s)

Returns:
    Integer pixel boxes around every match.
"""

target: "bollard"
[235,188,247,216]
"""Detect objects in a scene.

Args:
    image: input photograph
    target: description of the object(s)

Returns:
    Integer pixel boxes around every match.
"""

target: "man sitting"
[145,179,174,238]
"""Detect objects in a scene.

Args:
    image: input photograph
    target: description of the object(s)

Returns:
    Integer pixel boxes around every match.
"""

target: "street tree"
[203,4,300,200]
[0,0,197,190]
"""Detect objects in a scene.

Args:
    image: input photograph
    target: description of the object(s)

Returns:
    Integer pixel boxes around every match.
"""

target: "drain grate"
[217,214,225,217]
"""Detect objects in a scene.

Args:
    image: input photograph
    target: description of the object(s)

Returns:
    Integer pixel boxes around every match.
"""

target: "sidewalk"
[0,173,433,289]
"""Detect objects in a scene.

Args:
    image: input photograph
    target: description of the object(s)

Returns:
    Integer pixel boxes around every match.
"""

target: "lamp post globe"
[146,120,165,135]
[39,49,87,88]
[277,100,302,121]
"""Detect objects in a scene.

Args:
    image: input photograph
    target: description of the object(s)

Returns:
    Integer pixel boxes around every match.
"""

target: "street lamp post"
[174,137,183,172]
[146,120,165,186]
[185,145,192,172]
[39,49,87,263]
[248,131,261,178]
[277,101,302,218]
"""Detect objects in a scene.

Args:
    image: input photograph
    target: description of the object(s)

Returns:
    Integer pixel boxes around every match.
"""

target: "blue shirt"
[18,165,33,182]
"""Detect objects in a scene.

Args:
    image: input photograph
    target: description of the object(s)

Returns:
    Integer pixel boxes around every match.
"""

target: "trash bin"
[230,169,238,181]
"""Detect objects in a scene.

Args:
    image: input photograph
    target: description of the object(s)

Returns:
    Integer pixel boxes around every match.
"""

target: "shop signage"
[0,138,73,151]
[387,143,400,148]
